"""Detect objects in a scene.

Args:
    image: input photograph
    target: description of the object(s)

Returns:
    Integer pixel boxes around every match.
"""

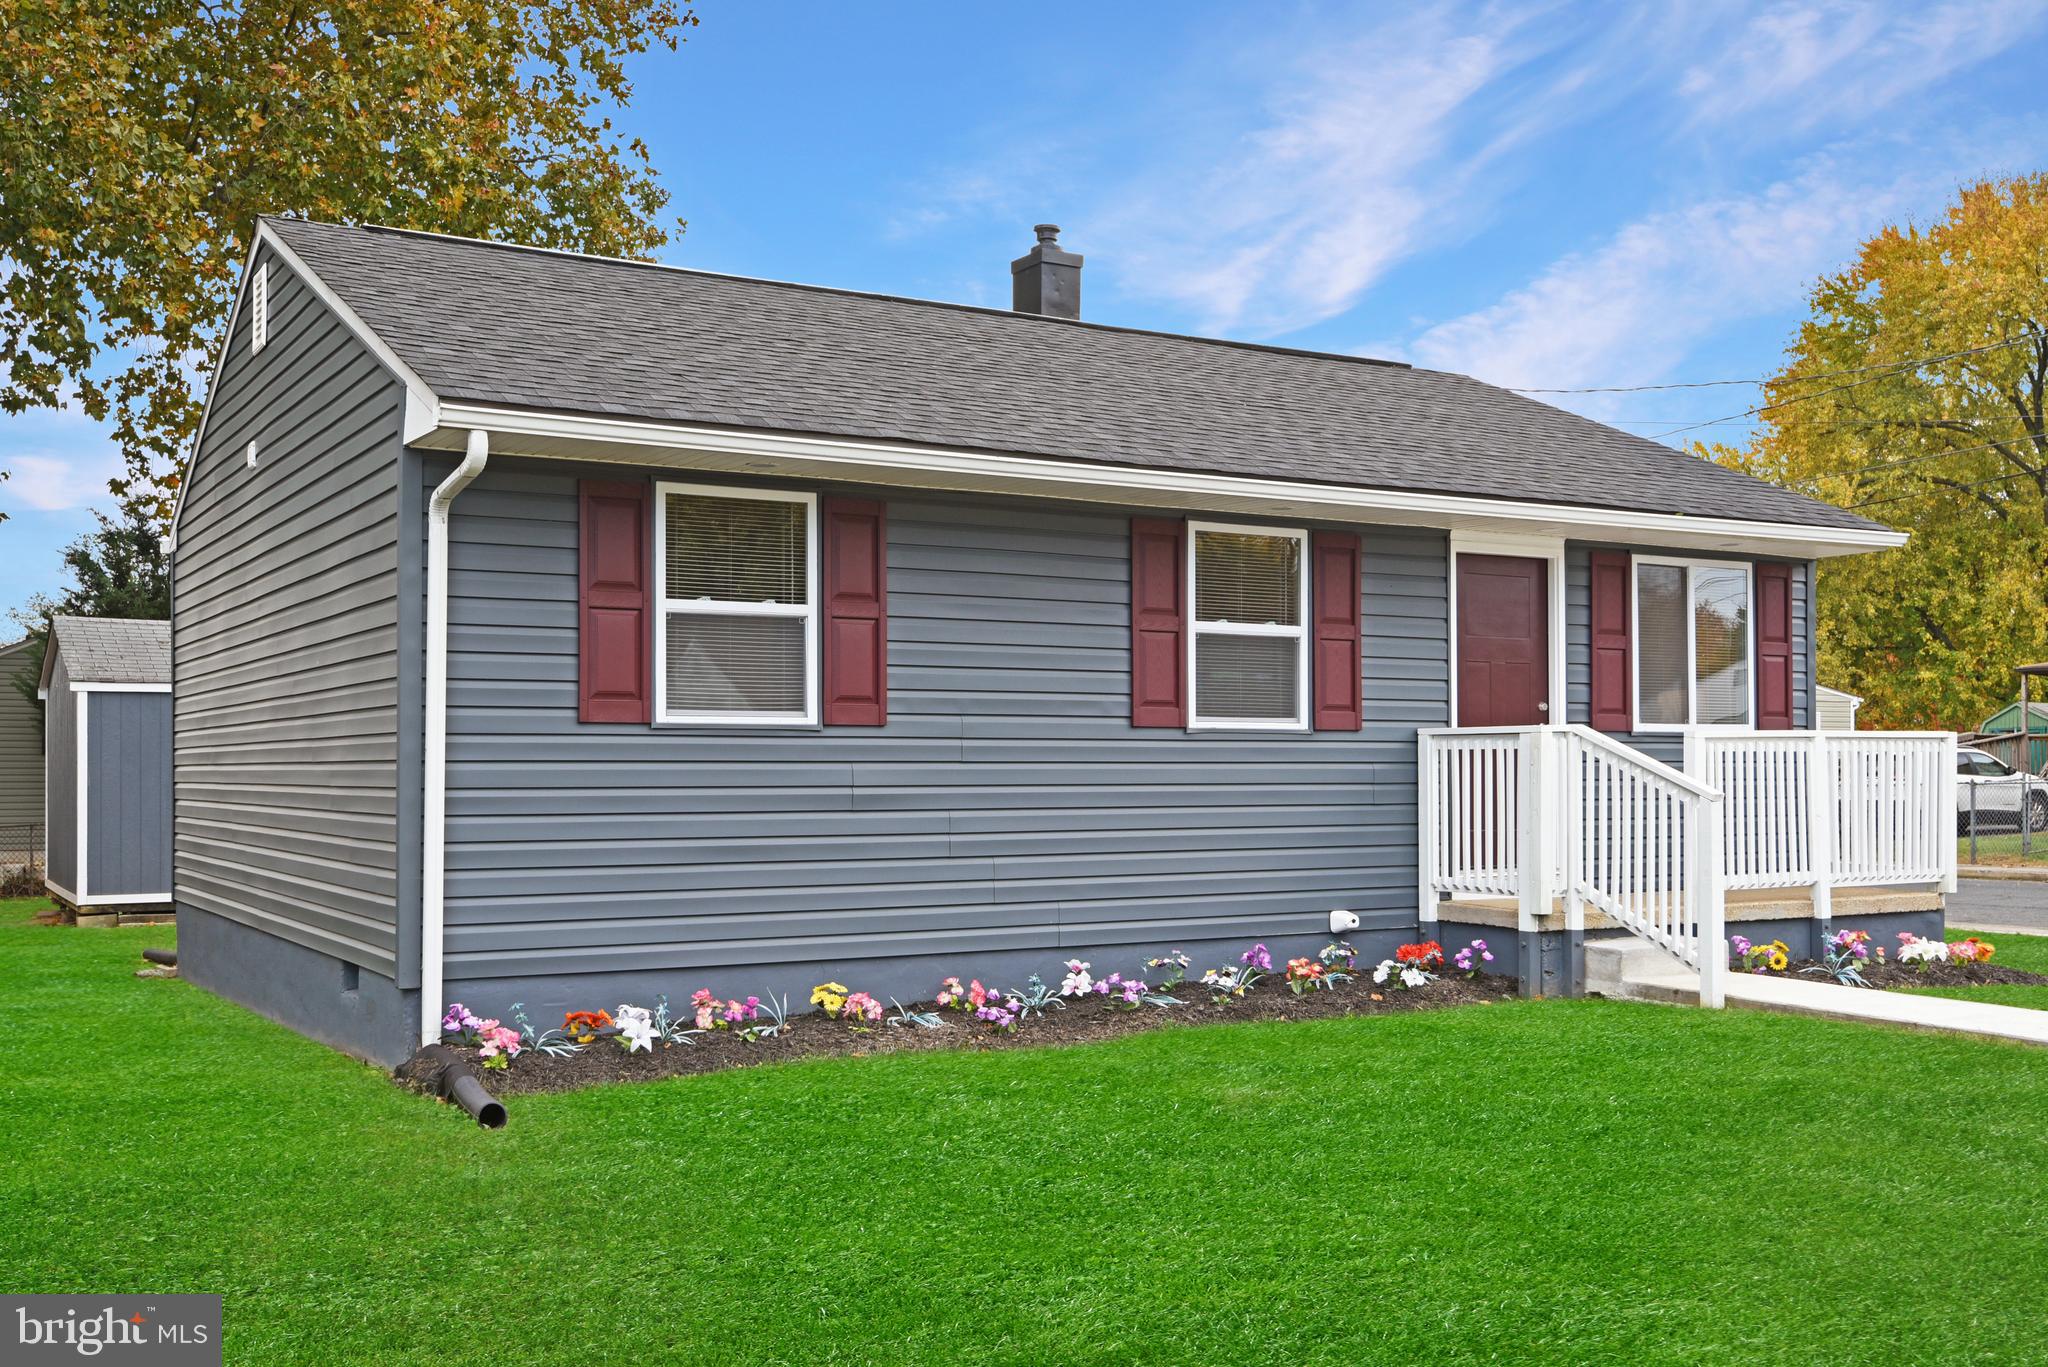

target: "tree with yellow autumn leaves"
[1713,174,2048,730]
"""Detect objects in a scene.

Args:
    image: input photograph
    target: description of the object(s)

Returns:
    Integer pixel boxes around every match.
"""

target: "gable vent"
[252,263,269,353]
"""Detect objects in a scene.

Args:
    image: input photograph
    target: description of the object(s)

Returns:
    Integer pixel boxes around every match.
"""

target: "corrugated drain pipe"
[420,430,489,1048]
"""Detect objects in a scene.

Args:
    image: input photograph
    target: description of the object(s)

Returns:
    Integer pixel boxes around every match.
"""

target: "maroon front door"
[1456,554,1549,727]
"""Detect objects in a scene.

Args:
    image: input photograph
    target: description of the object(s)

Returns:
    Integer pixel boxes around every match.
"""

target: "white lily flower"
[1372,961,1394,984]
[1400,966,1429,989]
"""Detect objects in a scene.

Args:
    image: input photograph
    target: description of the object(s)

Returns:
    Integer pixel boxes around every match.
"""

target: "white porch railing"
[1417,725,1959,1010]
[1418,725,1727,1007]
[1687,730,1959,914]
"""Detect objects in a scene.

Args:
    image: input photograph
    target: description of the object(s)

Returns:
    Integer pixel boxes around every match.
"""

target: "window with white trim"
[1634,558,1752,729]
[656,483,817,725]
[1189,522,1308,729]
[252,264,269,353]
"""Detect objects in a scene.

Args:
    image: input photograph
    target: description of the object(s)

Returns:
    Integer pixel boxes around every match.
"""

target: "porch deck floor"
[1623,959,2048,1047]
[1440,884,1942,930]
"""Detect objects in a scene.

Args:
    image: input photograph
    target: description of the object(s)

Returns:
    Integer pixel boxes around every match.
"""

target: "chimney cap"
[1033,223,1061,245]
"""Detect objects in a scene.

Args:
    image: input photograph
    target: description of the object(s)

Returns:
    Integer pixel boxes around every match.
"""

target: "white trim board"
[69,682,171,693]
[1447,532,1567,728]
[421,404,1906,561]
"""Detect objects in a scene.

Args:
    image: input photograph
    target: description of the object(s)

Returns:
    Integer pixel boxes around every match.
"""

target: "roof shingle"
[50,617,171,685]
[266,217,1880,533]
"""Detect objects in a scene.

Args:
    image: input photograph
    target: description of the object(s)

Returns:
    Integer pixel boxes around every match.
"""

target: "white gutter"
[420,428,489,1046]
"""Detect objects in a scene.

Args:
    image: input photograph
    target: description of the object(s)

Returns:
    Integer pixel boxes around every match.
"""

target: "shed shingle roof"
[266,217,1880,534]
[49,617,170,685]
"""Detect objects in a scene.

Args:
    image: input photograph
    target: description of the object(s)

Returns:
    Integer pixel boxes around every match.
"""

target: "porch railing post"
[1417,731,1439,927]
[1941,731,1960,894]
[1518,728,1556,934]
[1695,790,1727,1009]
[1809,731,1833,935]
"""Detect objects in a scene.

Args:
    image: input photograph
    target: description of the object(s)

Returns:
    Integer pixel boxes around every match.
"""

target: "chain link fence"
[0,822,46,898]
[1959,734,2048,866]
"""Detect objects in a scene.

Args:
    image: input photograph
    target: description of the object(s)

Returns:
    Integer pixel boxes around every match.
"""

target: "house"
[169,217,1950,1067]
[37,617,173,921]
[1816,684,1862,732]
[1976,699,2048,773]
[0,637,45,870]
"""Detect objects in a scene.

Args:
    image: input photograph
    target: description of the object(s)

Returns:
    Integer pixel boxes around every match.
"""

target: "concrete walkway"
[1586,940,2048,1047]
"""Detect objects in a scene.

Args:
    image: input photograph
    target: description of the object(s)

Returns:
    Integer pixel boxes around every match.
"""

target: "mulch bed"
[398,971,1520,1098]
[1806,960,2048,991]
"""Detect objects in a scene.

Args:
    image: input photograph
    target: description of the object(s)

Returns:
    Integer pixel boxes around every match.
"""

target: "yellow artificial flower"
[811,982,848,1014]
[1768,951,1789,971]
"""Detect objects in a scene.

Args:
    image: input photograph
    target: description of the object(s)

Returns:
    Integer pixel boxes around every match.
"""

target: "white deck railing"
[1418,725,1959,1009]
[1688,731,1958,911]
[1419,725,1727,1006]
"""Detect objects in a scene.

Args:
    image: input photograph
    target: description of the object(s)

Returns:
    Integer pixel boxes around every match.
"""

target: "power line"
[1850,468,2041,510]
[1645,337,2035,443]
[1508,335,2032,396]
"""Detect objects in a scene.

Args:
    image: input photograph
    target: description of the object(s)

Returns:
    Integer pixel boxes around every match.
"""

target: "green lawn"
[1897,928,2048,1012]
[1958,831,2048,866]
[6,897,2048,1366]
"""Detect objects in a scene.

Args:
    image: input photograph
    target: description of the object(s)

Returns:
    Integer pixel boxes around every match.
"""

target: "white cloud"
[1401,159,1930,401]
[1680,0,2048,127]
[1092,11,1534,334]
[1,448,120,513]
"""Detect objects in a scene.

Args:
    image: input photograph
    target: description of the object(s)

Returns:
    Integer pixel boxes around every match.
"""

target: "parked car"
[1956,746,2048,833]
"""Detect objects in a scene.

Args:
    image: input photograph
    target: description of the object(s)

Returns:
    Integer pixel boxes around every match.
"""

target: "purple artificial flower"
[1241,943,1273,972]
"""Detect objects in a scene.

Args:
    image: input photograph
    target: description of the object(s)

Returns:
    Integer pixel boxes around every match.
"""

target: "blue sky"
[5,0,2048,624]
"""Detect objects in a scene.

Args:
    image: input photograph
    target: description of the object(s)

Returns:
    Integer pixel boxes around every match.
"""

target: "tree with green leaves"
[1713,174,2048,730]
[0,0,698,527]
[6,504,173,729]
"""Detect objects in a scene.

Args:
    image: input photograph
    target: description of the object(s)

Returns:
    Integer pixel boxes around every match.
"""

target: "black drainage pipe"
[141,948,177,967]
[419,1044,507,1129]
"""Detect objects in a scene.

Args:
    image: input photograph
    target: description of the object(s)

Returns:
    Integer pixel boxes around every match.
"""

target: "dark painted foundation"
[1437,920,1579,998]
[179,907,418,1068]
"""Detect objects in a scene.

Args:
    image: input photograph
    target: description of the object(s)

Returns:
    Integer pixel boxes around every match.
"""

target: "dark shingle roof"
[49,617,170,685]
[266,217,1879,533]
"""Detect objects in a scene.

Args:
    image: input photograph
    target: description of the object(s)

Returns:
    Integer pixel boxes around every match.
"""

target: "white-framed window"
[654,481,817,725]
[1187,520,1309,730]
[1632,555,1753,731]
[252,263,269,353]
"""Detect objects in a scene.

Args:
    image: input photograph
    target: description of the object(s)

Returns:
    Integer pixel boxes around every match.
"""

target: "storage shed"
[38,617,173,918]
[0,637,44,869]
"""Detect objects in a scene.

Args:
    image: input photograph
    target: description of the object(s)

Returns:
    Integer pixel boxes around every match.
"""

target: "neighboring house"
[37,617,173,918]
[1816,685,1862,732]
[1976,700,2048,773]
[0,637,45,867]
[170,217,1936,1067]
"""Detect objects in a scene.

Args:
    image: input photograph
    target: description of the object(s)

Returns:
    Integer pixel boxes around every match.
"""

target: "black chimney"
[1011,224,1082,319]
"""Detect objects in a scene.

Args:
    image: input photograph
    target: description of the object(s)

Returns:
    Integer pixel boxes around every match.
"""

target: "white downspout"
[421,428,489,1046]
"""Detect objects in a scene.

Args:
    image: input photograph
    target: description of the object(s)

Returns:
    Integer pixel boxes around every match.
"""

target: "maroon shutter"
[1756,561,1795,729]
[1588,550,1632,732]
[579,479,651,724]
[822,497,888,726]
[1311,531,1362,731]
[1130,518,1187,727]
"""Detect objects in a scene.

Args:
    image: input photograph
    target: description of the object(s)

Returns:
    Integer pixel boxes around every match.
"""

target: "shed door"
[1456,554,1549,727]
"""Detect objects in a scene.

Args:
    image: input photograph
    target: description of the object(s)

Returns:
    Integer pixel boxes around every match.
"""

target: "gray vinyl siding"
[1565,542,1813,769]
[0,640,41,828]
[85,692,172,896]
[433,460,1449,984]
[171,242,406,973]
[44,655,77,893]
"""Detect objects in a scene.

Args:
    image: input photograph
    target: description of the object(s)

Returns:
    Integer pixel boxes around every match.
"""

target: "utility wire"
[1645,337,2035,443]
[1850,468,2041,510]
[1508,336,2031,395]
